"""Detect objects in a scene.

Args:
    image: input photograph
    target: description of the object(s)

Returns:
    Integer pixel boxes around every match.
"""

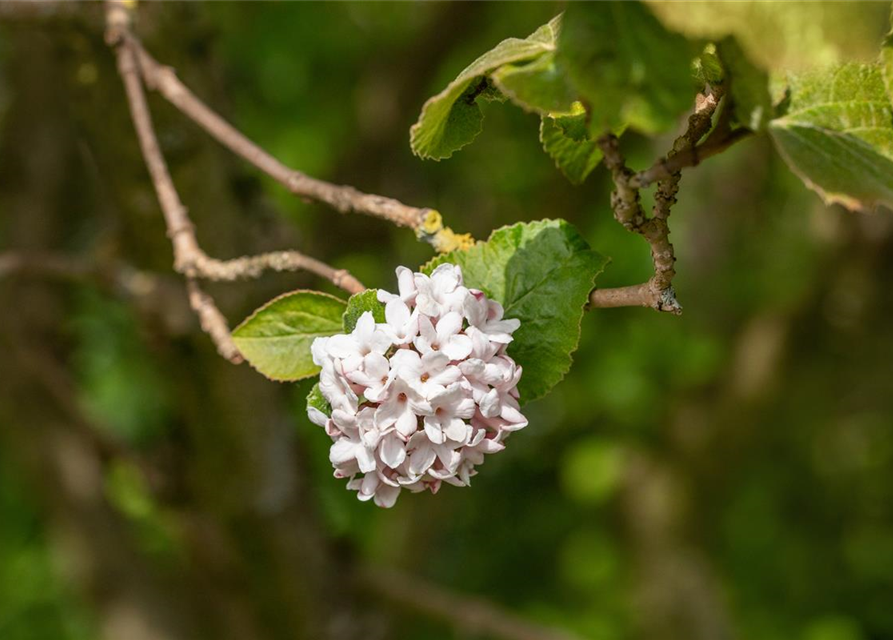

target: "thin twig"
[185,279,242,362]
[630,128,752,189]
[127,37,431,231]
[590,87,728,314]
[359,567,585,640]
[107,4,240,362]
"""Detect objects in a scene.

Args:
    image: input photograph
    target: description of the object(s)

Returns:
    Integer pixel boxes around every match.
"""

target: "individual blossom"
[308,263,527,508]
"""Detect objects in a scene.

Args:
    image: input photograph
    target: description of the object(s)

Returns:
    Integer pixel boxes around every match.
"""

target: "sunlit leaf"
[424,219,608,403]
[490,51,576,115]
[769,63,893,212]
[539,104,603,185]
[410,16,561,160]
[233,290,346,381]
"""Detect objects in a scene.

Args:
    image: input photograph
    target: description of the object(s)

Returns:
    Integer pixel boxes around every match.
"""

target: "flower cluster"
[308,264,527,507]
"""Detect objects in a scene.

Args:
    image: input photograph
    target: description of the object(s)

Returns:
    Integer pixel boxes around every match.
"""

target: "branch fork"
[590,85,736,314]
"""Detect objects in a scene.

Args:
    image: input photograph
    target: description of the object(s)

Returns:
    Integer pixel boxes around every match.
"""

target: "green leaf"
[410,16,561,160]
[490,52,577,115]
[342,289,386,332]
[769,63,893,212]
[717,36,772,131]
[232,290,346,381]
[540,104,603,185]
[423,219,608,403]
[306,383,331,419]
[557,1,697,135]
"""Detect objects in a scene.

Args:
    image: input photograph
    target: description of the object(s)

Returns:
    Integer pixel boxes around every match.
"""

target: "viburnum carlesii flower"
[308,263,528,508]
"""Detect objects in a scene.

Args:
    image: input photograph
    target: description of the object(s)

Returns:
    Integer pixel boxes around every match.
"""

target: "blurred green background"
[1,3,893,640]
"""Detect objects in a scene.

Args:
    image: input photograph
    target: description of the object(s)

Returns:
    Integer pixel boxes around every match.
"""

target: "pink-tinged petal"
[374,484,401,508]
[442,334,473,360]
[478,438,506,454]
[390,348,421,373]
[364,352,390,379]
[374,400,401,429]
[385,297,410,326]
[463,291,488,326]
[459,358,486,378]
[355,446,377,474]
[431,365,462,387]
[444,417,468,443]
[331,409,357,431]
[501,404,528,427]
[324,420,341,438]
[480,389,501,418]
[408,444,436,475]
[377,289,397,304]
[311,336,331,366]
[436,312,463,338]
[424,419,445,445]
[433,444,460,471]
[326,334,359,359]
[420,350,449,371]
[395,408,418,438]
[355,311,376,341]
[307,407,328,427]
[380,435,407,469]
[395,266,417,301]
[455,397,476,420]
[330,439,357,466]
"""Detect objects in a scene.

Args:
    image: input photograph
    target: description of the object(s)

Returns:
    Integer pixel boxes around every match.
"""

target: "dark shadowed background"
[1,3,892,640]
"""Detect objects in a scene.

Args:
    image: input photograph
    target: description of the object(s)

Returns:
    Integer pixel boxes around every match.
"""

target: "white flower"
[414,263,469,317]
[390,349,461,399]
[346,352,393,402]
[307,263,527,508]
[464,290,520,343]
[423,383,475,444]
[377,266,417,305]
[414,312,472,360]
[347,473,401,508]
[382,298,419,346]
[374,376,429,439]
[326,311,392,371]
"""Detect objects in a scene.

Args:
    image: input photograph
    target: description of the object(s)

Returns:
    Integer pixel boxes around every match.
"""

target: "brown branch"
[126,37,431,231]
[630,127,752,189]
[591,87,729,314]
[105,0,366,362]
[187,251,364,293]
[360,567,585,640]
[107,9,242,362]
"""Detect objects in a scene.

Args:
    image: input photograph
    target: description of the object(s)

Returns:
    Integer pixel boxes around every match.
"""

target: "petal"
[330,439,358,466]
[408,444,436,475]
[436,312,463,338]
[444,417,468,443]
[442,335,472,360]
[326,334,359,359]
[395,408,418,438]
[374,484,401,508]
[480,389,501,418]
[307,407,329,427]
[395,266,417,301]
[355,311,376,341]
[380,435,407,469]
[356,445,378,474]
[424,419,445,445]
